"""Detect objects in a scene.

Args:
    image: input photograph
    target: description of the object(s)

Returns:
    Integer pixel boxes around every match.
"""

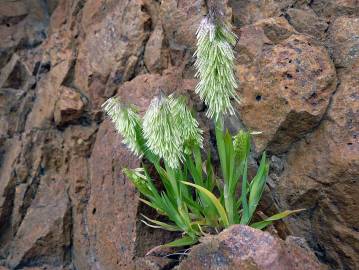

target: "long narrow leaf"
[141,214,181,232]
[205,152,215,191]
[182,181,229,227]
[164,235,199,247]
[250,209,305,230]
[240,161,250,224]
[215,120,228,183]
[248,153,269,219]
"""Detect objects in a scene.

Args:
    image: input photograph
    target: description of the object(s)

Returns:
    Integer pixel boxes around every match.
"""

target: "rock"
[160,0,206,57]
[178,225,326,270]
[0,0,358,269]
[0,137,22,237]
[54,86,85,126]
[144,23,168,73]
[74,0,152,108]
[25,57,73,130]
[0,54,32,89]
[7,180,71,268]
[0,1,28,20]
[86,119,141,270]
[310,0,359,19]
[229,0,296,26]
[236,29,337,153]
[275,62,359,269]
[134,256,175,270]
[0,0,53,51]
[285,8,329,40]
[63,124,97,270]
[329,16,359,68]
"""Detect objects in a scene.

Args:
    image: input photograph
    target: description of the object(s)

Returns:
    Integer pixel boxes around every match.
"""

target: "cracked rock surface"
[0,0,358,269]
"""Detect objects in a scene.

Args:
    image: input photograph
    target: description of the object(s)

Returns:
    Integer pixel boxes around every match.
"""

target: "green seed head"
[143,94,203,168]
[102,97,143,156]
[195,15,238,120]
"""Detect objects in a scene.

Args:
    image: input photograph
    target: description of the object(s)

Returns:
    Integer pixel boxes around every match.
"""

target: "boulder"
[230,0,296,26]
[178,225,326,270]
[310,0,359,19]
[275,62,359,269]
[236,23,337,153]
[285,8,328,40]
[329,16,359,68]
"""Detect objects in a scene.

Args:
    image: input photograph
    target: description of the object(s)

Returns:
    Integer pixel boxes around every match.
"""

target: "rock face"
[275,63,359,269]
[235,20,337,153]
[178,225,326,270]
[0,0,358,269]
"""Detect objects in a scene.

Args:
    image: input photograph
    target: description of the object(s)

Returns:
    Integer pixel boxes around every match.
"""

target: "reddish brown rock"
[160,0,206,59]
[178,225,326,270]
[0,0,358,269]
[0,0,53,53]
[134,256,175,270]
[285,8,329,40]
[144,23,169,73]
[0,137,22,237]
[0,54,31,89]
[54,86,85,126]
[236,28,337,153]
[310,0,359,19]
[229,0,296,26]
[74,0,152,109]
[7,180,71,268]
[329,16,359,68]
[236,17,295,64]
[276,63,359,269]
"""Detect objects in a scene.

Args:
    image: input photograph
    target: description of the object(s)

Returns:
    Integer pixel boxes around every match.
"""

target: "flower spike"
[143,94,183,168]
[169,96,203,153]
[143,94,203,168]
[102,97,143,156]
[194,14,238,120]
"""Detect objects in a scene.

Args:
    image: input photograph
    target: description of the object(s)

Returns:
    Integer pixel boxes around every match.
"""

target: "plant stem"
[215,118,233,224]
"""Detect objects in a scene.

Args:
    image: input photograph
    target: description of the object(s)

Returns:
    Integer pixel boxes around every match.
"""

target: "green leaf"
[182,181,229,227]
[240,161,250,225]
[224,129,235,186]
[248,153,269,219]
[250,209,305,230]
[193,144,203,181]
[141,214,181,232]
[215,120,228,183]
[205,152,215,191]
[164,235,199,247]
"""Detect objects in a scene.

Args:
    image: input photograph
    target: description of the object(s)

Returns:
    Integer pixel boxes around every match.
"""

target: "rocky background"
[0,0,358,269]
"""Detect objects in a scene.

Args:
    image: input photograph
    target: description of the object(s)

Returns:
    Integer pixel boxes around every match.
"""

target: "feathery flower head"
[195,13,238,120]
[143,93,183,169]
[102,97,143,156]
[169,96,203,154]
[143,93,203,168]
